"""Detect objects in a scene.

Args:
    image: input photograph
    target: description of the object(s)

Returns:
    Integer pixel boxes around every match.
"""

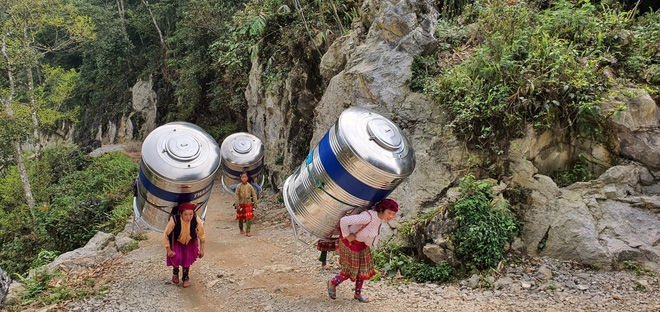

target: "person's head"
[240,172,249,184]
[179,202,196,222]
[373,199,398,222]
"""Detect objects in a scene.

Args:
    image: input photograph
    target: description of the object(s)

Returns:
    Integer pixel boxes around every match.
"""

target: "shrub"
[621,10,660,86]
[39,198,115,252]
[0,230,44,278]
[30,145,92,197]
[37,152,137,252]
[373,242,453,283]
[453,174,518,270]
[425,0,625,157]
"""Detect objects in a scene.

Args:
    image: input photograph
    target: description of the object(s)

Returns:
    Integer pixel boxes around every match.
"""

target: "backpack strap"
[169,215,177,249]
[354,211,373,235]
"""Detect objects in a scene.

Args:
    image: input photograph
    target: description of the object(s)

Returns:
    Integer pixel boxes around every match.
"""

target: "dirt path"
[60,179,660,312]
[107,182,405,311]
[174,185,318,310]
[78,145,442,311]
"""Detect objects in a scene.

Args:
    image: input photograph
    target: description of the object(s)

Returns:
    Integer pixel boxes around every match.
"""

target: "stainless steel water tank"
[134,122,220,232]
[219,132,265,193]
[283,106,416,239]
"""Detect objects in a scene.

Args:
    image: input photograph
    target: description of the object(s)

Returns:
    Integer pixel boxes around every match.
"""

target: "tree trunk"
[116,0,127,34]
[1,33,37,218]
[13,142,36,218]
[141,0,168,52]
[26,68,42,156]
[24,27,42,156]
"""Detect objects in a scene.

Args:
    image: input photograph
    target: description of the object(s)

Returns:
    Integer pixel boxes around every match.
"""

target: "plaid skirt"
[236,203,254,221]
[338,236,375,281]
[317,239,339,252]
[166,239,199,268]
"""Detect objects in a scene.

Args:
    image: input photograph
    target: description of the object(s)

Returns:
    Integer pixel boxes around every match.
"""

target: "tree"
[0,32,36,216]
[0,0,95,216]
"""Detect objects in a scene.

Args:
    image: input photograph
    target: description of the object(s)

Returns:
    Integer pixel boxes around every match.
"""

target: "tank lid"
[367,118,402,151]
[232,138,253,154]
[336,106,416,176]
[166,133,201,160]
[140,122,221,181]
[220,132,264,167]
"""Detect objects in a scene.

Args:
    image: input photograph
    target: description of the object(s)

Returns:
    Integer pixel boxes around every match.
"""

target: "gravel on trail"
[58,183,660,312]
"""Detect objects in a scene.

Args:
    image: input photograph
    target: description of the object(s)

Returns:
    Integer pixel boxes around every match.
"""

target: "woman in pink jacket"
[326,199,399,303]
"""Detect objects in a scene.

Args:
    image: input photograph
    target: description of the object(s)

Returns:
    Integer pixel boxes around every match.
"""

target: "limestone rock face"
[515,162,660,271]
[242,0,660,271]
[86,77,154,146]
[47,231,120,274]
[603,88,660,170]
[0,267,9,307]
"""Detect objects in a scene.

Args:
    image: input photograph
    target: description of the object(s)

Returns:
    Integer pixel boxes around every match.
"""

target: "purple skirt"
[166,240,199,268]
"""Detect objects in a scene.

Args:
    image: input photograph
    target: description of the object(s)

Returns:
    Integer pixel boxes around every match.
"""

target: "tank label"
[318,131,391,202]
[221,163,264,178]
[139,168,213,203]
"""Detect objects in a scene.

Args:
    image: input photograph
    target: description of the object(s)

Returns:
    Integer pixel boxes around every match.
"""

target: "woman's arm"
[196,216,206,258]
[163,218,176,257]
[250,185,258,208]
[234,185,241,207]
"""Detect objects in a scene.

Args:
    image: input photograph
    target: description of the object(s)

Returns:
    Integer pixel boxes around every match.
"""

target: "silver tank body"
[134,121,220,232]
[283,106,416,239]
[219,132,265,193]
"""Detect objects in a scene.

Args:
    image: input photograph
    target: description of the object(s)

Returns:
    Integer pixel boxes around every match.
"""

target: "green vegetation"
[0,146,138,277]
[423,0,659,167]
[624,260,657,277]
[453,175,518,271]
[373,174,518,281]
[371,206,455,283]
[552,153,594,186]
[372,243,453,283]
[623,10,660,85]
[72,0,359,142]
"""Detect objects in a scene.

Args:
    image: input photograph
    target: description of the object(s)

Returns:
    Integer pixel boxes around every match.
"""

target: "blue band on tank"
[317,131,390,202]
[139,168,213,203]
[221,163,263,178]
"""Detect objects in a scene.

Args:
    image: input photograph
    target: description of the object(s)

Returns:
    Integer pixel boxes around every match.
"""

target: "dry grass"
[4,258,123,312]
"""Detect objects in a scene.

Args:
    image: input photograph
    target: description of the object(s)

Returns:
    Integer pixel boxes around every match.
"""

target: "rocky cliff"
[244,0,660,270]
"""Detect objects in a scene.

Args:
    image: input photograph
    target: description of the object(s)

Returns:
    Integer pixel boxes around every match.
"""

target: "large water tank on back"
[220,132,265,193]
[283,106,416,239]
[135,121,220,232]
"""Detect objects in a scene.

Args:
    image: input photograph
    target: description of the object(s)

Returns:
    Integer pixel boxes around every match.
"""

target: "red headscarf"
[179,203,196,211]
[373,199,398,213]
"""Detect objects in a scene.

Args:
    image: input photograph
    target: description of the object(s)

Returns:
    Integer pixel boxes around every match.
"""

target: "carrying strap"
[354,211,373,236]
[170,215,176,249]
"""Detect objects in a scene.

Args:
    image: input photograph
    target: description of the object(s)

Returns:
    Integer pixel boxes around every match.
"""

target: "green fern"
[249,14,266,37]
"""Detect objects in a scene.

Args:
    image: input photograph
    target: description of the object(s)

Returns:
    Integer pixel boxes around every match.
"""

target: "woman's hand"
[198,249,205,258]
[346,233,356,244]
[167,249,176,258]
